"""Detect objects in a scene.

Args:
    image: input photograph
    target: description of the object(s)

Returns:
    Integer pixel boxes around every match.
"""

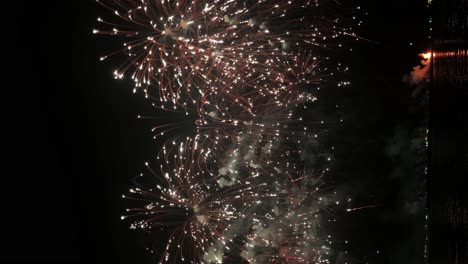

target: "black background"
[4,0,431,263]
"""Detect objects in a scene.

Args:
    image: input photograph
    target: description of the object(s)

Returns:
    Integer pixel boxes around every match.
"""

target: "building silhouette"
[429,0,468,263]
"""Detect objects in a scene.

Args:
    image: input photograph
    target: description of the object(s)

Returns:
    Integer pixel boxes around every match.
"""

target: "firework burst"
[95,0,363,263]
[122,139,277,263]
[94,0,358,110]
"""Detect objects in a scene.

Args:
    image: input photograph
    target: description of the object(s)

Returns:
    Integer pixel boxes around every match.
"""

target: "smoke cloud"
[402,53,431,86]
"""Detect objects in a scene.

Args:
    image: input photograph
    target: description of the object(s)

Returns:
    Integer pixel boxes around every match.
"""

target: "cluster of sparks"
[95,0,362,263]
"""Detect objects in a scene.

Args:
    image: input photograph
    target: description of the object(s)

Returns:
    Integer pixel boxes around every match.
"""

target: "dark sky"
[4,0,431,263]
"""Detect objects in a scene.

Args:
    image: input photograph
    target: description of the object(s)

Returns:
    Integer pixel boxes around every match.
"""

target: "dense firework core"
[193,204,208,225]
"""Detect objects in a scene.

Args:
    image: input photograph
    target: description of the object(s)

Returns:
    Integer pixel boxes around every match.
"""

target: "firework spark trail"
[345,205,378,212]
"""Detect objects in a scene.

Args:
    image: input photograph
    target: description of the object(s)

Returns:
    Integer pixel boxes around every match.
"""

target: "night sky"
[4,0,434,263]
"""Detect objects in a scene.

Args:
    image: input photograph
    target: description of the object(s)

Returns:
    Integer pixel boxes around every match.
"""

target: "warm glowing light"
[421,52,432,60]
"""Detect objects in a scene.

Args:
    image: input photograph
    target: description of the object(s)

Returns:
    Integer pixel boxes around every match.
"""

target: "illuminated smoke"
[403,52,431,86]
